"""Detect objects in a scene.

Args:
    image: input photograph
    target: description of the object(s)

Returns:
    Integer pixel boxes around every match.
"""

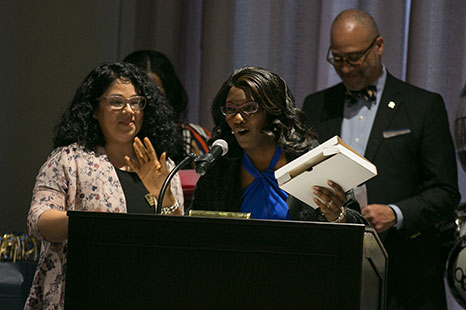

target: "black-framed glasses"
[220,102,259,116]
[98,95,147,111]
[327,36,379,66]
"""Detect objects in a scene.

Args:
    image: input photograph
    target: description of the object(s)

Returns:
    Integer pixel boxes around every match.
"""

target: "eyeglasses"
[98,95,147,111]
[327,36,379,66]
[220,102,259,116]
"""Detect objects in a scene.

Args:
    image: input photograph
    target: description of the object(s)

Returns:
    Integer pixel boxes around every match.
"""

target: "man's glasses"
[327,36,379,66]
[220,102,259,116]
[98,95,147,111]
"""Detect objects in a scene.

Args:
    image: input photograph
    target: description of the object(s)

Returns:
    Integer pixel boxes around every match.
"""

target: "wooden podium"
[65,211,387,309]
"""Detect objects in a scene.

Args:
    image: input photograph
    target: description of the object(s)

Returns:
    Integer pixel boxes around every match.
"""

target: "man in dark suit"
[302,9,460,310]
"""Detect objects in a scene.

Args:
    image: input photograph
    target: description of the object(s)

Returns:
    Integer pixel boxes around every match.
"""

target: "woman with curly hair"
[25,62,184,310]
[189,66,365,223]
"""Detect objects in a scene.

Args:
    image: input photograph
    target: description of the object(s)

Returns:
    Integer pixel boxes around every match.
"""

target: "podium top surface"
[65,211,386,262]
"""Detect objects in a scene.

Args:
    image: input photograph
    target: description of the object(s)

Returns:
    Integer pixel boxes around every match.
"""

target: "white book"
[275,136,377,209]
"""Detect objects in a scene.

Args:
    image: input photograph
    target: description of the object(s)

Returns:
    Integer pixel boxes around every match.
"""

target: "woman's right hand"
[125,137,176,207]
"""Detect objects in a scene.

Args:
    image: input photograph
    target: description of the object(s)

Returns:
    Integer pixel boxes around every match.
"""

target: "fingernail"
[328,180,333,185]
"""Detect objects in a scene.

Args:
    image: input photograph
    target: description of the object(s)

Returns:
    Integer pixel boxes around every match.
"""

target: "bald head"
[331,9,380,41]
[328,9,384,91]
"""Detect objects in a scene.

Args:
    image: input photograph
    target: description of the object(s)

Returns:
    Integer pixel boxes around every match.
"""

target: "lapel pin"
[388,101,396,109]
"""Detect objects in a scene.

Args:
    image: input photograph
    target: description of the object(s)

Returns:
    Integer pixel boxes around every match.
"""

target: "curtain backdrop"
[118,0,466,207]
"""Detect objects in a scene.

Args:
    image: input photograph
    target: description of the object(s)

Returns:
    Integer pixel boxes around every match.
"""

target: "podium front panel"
[65,212,383,309]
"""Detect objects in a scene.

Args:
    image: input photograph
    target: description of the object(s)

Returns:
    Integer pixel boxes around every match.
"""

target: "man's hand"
[361,204,396,232]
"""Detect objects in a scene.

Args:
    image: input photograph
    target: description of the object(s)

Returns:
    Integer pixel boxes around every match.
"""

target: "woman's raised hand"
[125,137,171,201]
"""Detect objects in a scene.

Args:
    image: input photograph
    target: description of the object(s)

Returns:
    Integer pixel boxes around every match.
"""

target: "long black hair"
[53,62,182,158]
[123,50,188,123]
[211,66,318,158]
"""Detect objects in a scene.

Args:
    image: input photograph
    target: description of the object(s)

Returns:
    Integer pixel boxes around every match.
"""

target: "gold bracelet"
[161,202,180,215]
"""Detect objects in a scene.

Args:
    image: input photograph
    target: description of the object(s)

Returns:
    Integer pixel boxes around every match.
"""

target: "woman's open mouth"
[234,128,249,136]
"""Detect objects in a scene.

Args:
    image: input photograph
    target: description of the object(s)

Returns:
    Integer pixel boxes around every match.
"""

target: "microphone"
[194,139,228,176]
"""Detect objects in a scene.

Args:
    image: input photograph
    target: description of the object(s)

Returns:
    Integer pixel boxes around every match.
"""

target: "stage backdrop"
[118,0,465,206]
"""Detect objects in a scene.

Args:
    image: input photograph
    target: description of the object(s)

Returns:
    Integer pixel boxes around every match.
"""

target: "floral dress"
[24,143,183,310]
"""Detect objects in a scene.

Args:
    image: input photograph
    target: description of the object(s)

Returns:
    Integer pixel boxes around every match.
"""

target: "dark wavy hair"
[211,66,318,158]
[123,50,188,123]
[53,62,182,158]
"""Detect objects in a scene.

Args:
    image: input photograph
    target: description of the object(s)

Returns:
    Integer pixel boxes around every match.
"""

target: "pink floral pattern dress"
[24,143,183,310]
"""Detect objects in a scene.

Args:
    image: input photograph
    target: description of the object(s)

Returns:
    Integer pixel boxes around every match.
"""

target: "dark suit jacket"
[302,72,460,310]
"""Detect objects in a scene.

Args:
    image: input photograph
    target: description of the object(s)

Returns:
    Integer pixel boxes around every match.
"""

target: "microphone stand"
[156,153,197,214]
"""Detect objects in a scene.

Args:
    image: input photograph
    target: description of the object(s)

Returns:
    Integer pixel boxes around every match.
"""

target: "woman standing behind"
[25,62,183,310]
[189,66,365,223]
[123,50,211,164]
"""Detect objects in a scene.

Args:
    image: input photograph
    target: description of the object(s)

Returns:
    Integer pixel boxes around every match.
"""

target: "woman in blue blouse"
[189,66,365,223]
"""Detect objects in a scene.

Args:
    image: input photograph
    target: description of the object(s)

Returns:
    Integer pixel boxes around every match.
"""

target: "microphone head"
[194,139,229,176]
[212,139,228,156]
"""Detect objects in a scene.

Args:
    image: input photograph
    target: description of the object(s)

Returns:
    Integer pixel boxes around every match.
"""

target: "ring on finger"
[326,200,334,209]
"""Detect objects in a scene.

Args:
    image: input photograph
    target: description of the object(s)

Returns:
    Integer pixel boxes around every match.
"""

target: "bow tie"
[345,85,377,105]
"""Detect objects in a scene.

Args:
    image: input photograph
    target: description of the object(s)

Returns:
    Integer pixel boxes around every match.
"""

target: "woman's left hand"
[313,180,347,222]
[125,137,173,203]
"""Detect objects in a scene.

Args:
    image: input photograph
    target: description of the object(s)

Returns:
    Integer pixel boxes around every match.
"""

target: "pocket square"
[383,128,411,139]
